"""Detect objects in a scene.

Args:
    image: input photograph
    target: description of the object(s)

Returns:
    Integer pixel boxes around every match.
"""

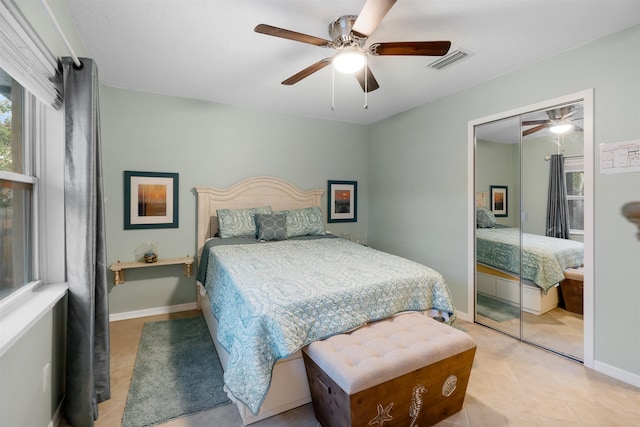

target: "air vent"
[427,49,471,70]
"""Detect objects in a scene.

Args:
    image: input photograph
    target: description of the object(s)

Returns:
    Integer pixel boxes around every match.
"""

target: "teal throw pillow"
[476,207,497,228]
[255,213,288,241]
[284,206,326,237]
[217,206,272,238]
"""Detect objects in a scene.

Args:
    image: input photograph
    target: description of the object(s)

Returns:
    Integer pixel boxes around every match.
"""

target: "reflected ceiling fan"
[522,105,583,137]
[254,0,451,92]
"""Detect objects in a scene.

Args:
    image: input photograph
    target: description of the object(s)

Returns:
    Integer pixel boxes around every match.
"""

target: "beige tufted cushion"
[564,267,584,281]
[304,312,476,394]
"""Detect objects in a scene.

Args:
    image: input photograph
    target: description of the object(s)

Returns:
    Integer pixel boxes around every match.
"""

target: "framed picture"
[490,185,508,217]
[328,180,357,223]
[124,171,179,229]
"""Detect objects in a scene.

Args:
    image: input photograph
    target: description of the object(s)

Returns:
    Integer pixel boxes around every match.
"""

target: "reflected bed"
[476,227,584,292]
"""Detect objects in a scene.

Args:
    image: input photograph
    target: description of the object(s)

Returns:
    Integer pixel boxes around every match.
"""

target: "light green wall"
[475,140,518,227]
[368,25,640,377]
[14,0,89,58]
[0,297,67,427]
[477,130,584,235]
[101,88,369,313]
[521,132,584,235]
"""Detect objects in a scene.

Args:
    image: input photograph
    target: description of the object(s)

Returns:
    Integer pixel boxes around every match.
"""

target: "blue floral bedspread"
[476,227,584,292]
[201,237,455,414]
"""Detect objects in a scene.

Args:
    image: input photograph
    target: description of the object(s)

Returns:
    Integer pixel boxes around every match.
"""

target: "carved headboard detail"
[195,176,324,256]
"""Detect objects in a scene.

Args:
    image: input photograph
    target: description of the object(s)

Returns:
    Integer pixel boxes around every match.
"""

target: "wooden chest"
[560,267,584,315]
[302,313,476,427]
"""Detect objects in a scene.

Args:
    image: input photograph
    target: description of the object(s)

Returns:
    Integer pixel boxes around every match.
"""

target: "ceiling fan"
[254,0,451,92]
[522,105,584,137]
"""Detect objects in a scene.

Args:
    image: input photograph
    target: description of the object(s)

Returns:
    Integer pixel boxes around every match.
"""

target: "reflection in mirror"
[474,117,521,338]
[565,166,585,233]
[521,101,585,361]
[474,100,586,362]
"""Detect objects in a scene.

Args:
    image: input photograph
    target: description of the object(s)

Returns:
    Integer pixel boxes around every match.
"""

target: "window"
[0,66,37,301]
[564,156,584,235]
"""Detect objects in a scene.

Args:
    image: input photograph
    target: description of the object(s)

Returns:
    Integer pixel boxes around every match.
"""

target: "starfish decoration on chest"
[368,402,394,427]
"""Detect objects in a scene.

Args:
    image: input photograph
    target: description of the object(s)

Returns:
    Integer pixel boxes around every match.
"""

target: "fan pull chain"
[331,65,335,111]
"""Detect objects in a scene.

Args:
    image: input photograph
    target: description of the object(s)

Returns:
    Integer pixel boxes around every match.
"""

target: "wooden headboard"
[195,176,324,255]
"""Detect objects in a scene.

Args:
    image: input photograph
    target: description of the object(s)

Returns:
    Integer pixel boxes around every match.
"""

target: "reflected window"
[565,157,584,234]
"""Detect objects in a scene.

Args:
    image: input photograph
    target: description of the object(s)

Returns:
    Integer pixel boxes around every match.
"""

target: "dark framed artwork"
[327,180,357,223]
[124,171,179,229]
[490,185,508,217]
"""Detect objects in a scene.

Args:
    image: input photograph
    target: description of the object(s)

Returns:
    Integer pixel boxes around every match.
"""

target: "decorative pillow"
[284,206,326,237]
[476,207,497,228]
[255,213,288,241]
[217,206,272,238]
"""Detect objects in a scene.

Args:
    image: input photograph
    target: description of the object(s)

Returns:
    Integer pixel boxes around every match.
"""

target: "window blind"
[0,0,62,108]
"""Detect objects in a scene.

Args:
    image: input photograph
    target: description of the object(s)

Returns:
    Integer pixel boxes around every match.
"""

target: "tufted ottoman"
[302,312,476,427]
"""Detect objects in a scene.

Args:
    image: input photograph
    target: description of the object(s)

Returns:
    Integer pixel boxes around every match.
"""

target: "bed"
[475,225,584,314]
[195,176,456,424]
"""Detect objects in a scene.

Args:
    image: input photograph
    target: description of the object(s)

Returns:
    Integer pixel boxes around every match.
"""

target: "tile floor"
[62,310,640,427]
[476,305,584,360]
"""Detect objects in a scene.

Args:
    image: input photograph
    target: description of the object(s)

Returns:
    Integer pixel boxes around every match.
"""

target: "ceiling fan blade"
[254,24,332,47]
[281,58,332,85]
[522,120,548,126]
[522,124,547,137]
[369,41,451,56]
[355,65,380,92]
[562,109,579,120]
[352,0,397,38]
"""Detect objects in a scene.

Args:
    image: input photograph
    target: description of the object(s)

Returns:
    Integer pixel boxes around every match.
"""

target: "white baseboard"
[593,360,640,388]
[455,310,472,322]
[109,302,198,322]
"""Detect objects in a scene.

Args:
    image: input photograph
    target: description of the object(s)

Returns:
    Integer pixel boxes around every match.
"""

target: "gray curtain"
[62,57,110,427]
[546,154,570,239]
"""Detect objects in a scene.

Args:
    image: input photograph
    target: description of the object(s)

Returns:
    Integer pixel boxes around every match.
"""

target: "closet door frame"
[467,89,594,368]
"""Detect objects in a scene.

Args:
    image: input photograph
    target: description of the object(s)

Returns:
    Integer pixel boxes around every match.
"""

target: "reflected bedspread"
[476,227,583,292]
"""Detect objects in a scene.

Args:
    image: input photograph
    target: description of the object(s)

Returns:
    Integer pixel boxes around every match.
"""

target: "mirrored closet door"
[474,100,586,361]
[475,117,521,339]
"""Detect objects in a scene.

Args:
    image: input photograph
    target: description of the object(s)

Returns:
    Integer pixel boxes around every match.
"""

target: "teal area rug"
[122,316,230,427]
[477,294,520,322]
[451,323,468,332]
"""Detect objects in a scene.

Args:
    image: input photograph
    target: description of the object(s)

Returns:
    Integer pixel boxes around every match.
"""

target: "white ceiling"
[63,0,640,125]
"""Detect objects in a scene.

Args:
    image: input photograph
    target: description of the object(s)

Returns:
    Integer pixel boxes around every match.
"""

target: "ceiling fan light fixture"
[333,50,366,74]
[549,122,573,134]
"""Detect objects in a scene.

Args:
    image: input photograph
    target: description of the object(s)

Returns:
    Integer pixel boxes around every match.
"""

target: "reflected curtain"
[62,57,110,427]
[546,154,570,239]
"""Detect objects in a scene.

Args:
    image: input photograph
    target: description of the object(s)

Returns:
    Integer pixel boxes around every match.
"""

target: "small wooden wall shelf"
[109,256,194,285]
